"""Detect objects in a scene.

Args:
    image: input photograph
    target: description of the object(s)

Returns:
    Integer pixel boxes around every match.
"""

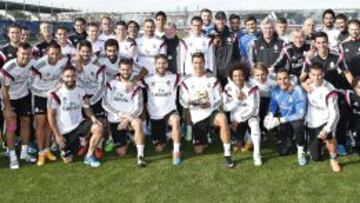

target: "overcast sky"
[10,0,360,12]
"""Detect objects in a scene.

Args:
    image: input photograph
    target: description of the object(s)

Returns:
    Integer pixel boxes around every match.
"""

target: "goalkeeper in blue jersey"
[264,68,308,166]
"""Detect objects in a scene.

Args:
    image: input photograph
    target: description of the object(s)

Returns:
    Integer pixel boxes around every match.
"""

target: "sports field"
[0,137,359,203]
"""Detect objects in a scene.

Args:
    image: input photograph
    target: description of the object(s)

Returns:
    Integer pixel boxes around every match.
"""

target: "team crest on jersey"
[91,71,95,76]
[8,53,13,58]
[202,41,206,47]
[63,97,67,101]
[207,82,212,88]
[189,43,193,47]
[260,46,264,50]
[345,48,350,52]
[330,62,335,69]
[274,45,278,51]
[152,44,156,48]
[166,80,171,86]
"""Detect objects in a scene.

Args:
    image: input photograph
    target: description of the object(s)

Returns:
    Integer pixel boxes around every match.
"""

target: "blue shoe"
[28,143,38,155]
[337,145,347,156]
[172,153,181,166]
[84,155,101,168]
[298,153,308,166]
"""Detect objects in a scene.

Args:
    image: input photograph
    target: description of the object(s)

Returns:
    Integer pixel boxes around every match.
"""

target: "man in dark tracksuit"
[68,17,88,47]
[273,30,310,78]
[210,11,240,87]
[248,19,285,71]
[339,19,360,77]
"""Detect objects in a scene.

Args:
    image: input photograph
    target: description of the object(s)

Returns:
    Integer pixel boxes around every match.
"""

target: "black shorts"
[150,110,177,145]
[142,88,148,103]
[192,111,218,146]
[109,123,129,148]
[33,96,47,115]
[233,121,250,142]
[91,99,105,118]
[61,120,92,158]
[10,93,32,116]
[307,125,334,161]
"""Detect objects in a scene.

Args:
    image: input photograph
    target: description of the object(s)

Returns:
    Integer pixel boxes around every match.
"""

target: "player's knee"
[194,145,205,154]
[6,121,17,134]
[20,116,30,126]
[215,113,228,126]
[91,123,103,137]
[132,119,142,131]
[35,115,47,127]
[116,145,128,157]
[169,115,180,128]
[62,156,73,164]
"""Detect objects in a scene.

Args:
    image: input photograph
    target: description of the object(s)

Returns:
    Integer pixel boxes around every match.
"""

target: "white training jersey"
[318,27,340,53]
[142,72,181,120]
[136,35,167,74]
[89,39,105,56]
[48,85,87,134]
[30,55,68,98]
[1,58,35,100]
[98,55,144,82]
[71,56,106,105]
[180,34,214,75]
[306,80,340,133]
[223,81,260,123]
[118,37,138,59]
[99,33,116,42]
[180,74,222,124]
[102,79,143,123]
[61,42,77,57]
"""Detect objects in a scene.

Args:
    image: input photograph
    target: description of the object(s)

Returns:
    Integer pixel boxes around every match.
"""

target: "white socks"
[20,145,28,158]
[223,143,231,157]
[9,150,17,160]
[173,143,180,154]
[137,144,144,158]
[297,145,304,157]
[251,134,261,158]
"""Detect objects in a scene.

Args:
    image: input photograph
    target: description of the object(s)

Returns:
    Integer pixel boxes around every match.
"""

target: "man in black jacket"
[210,11,241,87]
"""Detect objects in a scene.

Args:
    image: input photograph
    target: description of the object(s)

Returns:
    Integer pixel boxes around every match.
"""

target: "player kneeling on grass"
[223,62,262,166]
[304,63,341,172]
[47,65,104,168]
[264,68,308,166]
[142,54,182,165]
[102,58,146,167]
[180,52,234,168]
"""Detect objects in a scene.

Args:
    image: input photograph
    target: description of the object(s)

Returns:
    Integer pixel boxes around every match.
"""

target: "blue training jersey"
[269,85,307,122]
